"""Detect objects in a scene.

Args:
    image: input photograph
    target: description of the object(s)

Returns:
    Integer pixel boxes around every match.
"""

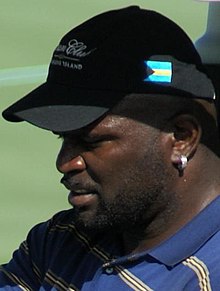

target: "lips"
[61,177,99,208]
[68,191,98,208]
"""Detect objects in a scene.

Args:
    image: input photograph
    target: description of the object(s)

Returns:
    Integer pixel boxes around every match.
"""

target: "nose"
[57,155,86,173]
[56,145,87,174]
[56,136,88,173]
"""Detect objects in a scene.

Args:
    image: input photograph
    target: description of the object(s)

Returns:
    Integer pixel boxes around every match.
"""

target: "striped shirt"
[1,197,220,290]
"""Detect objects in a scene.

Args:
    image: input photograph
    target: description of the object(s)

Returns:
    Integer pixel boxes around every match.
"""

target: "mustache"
[60,176,99,193]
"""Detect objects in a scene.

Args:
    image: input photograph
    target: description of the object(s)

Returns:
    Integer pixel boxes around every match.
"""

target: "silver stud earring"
[177,155,188,171]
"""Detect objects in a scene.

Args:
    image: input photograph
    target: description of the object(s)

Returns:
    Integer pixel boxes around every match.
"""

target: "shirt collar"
[148,196,220,266]
[103,196,220,268]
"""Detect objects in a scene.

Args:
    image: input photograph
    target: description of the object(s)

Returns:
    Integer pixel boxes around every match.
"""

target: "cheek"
[103,144,166,190]
[87,134,168,195]
[89,145,145,192]
[85,144,134,186]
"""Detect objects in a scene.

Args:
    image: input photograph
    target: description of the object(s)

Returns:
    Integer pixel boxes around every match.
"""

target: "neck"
[122,150,220,255]
[121,206,180,254]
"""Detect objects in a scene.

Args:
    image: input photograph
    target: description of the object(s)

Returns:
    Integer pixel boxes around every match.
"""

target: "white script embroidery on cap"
[54,39,96,61]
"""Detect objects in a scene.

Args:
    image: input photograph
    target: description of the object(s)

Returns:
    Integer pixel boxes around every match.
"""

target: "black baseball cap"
[2,6,215,132]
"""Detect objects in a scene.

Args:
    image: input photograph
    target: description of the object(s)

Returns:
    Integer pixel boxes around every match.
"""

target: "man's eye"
[83,136,111,148]
[84,138,104,147]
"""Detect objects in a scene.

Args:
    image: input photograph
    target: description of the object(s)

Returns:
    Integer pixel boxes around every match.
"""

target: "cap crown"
[47,6,213,98]
[2,6,215,132]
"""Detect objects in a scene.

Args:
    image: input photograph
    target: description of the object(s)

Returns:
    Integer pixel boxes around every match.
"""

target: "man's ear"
[170,114,202,164]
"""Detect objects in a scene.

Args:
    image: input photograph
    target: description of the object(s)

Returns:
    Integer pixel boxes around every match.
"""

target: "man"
[1,6,220,290]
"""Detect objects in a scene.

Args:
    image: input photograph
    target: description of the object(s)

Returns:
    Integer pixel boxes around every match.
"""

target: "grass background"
[0,0,209,263]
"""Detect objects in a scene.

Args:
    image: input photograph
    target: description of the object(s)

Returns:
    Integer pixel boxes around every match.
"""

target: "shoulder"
[188,229,220,289]
[48,208,75,228]
[27,208,75,234]
[197,228,220,263]
[29,208,107,250]
[21,208,76,255]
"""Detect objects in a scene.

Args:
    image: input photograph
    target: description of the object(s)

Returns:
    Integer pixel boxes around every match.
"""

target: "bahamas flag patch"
[144,60,172,83]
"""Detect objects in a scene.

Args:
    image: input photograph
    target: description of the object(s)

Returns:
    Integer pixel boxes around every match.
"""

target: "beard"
[73,148,176,235]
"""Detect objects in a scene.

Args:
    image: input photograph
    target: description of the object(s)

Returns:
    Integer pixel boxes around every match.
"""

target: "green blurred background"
[1,0,208,262]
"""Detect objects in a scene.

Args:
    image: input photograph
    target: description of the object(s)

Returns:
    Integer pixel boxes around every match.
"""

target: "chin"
[74,209,114,232]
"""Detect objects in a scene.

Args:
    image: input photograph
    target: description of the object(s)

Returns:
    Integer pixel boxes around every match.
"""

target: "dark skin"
[56,94,220,255]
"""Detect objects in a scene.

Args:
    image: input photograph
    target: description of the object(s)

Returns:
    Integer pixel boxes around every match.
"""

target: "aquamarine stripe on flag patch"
[144,60,172,83]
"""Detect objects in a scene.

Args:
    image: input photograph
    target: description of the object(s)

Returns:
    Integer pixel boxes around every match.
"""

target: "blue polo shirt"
[1,196,220,290]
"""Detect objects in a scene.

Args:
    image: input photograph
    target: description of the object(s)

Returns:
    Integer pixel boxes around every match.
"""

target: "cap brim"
[2,82,124,132]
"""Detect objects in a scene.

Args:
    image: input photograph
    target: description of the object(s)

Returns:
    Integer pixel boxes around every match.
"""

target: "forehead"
[83,113,144,135]
[87,95,165,134]
[88,114,126,131]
